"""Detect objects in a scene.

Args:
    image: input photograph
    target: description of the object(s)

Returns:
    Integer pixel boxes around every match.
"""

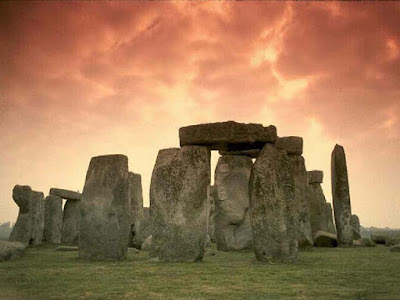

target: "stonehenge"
[150,146,210,262]
[61,200,80,244]
[129,172,144,248]
[43,195,63,244]
[50,188,81,201]
[79,154,131,261]
[214,155,253,251]
[331,144,353,247]
[351,214,361,240]
[314,231,338,247]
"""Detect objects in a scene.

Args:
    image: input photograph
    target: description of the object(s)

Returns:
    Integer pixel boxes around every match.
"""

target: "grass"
[0,244,399,300]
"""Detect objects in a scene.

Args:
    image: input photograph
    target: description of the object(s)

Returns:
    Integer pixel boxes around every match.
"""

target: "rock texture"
[9,185,44,246]
[353,238,376,247]
[129,172,144,248]
[179,121,277,151]
[49,188,81,200]
[249,144,298,263]
[43,195,63,244]
[314,231,338,247]
[214,155,253,251]
[79,154,131,261]
[142,235,153,251]
[290,155,313,248]
[136,207,152,248]
[371,234,387,245]
[0,241,26,262]
[307,170,323,184]
[61,200,80,245]
[350,214,361,240]
[150,146,210,262]
[331,144,353,246]
[276,136,303,155]
[218,149,260,158]
[207,185,216,242]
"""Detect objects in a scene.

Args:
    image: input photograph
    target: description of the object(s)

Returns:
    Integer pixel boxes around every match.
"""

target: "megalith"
[214,155,253,251]
[207,185,216,242]
[50,188,81,200]
[43,195,63,244]
[129,172,144,248]
[30,191,45,245]
[61,200,80,245]
[137,207,152,247]
[249,143,298,263]
[150,146,210,262]
[331,144,353,246]
[350,214,361,240]
[79,154,131,261]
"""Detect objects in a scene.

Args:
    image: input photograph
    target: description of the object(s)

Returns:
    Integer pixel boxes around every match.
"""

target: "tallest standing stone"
[331,144,353,246]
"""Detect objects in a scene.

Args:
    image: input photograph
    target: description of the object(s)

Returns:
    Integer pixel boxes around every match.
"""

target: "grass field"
[1,244,399,300]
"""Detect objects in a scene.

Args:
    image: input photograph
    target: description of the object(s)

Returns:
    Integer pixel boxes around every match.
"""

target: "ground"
[0,244,399,300]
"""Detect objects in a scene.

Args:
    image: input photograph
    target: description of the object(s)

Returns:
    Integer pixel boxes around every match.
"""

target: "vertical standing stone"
[214,155,253,251]
[150,146,210,262]
[79,154,131,261]
[9,185,33,245]
[331,144,353,246]
[43,195,63,244]
[350,214,361,240]
[128,172,144,248]
[207,185,216,243]
[30,191,44,245]
[137,207,152,247]
[249,144,298,263]
[61,200,80,245]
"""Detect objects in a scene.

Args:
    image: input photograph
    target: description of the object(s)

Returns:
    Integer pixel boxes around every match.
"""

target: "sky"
[0,1,399,228]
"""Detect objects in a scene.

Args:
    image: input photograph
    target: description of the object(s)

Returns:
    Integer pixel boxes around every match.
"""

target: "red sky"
[1,1,399,228]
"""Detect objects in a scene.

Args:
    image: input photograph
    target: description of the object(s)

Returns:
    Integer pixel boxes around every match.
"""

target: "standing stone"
[128,172,144,248]
[43,195,63,244]
[214,155,253,251]
[150,146,210,262]
[30,191,44,245]
[207,185,216,242]
[331,144,353,246]
[61,200,80,245]
[79,154,131,261]
[9,186,33,245]
[350,214,361,240]
[136,207,152,247]
[249,144,298,263]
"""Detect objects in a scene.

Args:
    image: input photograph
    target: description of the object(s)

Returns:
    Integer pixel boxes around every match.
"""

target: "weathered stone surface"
[371,234,387,245]
[43,195,63,244]
[79,154,131,261]
[390,244,400,252]
[214,155,253,251]
[207,185,216,242]
[307,170,323,184]
[150,146,210,262]
[290,155,313,248]
[331,144,353,246]
[129,172,144,248]
[350,214,361,240]
[218,149,260,158]
[49,188,81,200]
[249,144,298,263]
[353,238,376,247]
[385,237,400,247]
[0,241,26,262]
[9,185,44,246]
[314,231,338,247]
[142,235,152,251]
[136,207,152,248]
[276,136,303,155]
[179,121,277,150]
[54,246,78,252]
[61,200,80,245]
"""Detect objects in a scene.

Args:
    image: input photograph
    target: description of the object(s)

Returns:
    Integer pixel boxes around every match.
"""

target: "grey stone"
[331,144,353,246]
[290,155,313,248]
[141,235,152,251]
[307,170,323,184]
[136,207,152,248]
[218,149,260,159]
[79,154,131,261]
[214,155,253,251]
[128,247,140,254]
[350,214,361,240]
[249,144,298,263]
[207,185,216,243]
[353,238,375,247]
[129,172,144,248]
[43,195,63,244]
[179,121,277,150]
[150,146,210,262]
[30,191,45,245]
[54,246,78,252]
[0,241,26,262]
[390,244,400,252]
[276,136,303,155]
[385,237,400,247]
[314,231,338,247]
[61,200,80,245]
[206,235,212,248]
[371,234,387,245]
[49,188,81,201]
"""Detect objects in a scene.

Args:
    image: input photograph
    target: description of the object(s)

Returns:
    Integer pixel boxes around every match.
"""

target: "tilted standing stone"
[79,154,131,261]
[214,155,253,251]
[207,185,216,242]
[30,191,44,245]
[43,195,63,244]
[9,185,33,245]
[249,144,298,263]
[61,200,80,245]
[331,144,353,246]
[129,172,144,248]
[150,146,210,262]
[350,214,361,240]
